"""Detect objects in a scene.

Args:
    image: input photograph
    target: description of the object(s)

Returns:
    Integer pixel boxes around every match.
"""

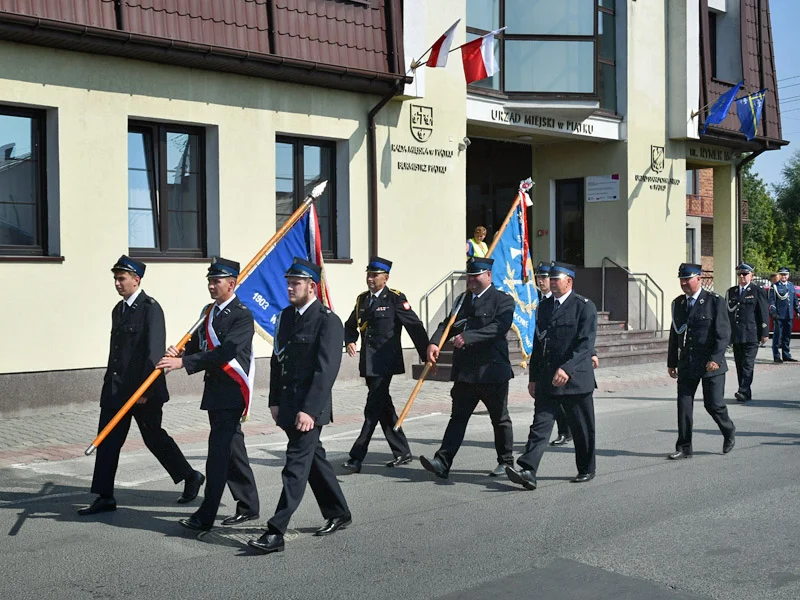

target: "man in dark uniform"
[342,257,429,473]
[506,262,598,490]
[769,267,800,363]
[79,256,204,515]
[158,257,260,531]
[667,263,735,459]
[249,258,351,555]
[726,262,769,402]
[419,257,515,479]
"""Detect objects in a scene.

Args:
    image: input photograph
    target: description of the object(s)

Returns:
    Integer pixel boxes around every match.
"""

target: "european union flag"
[490,200,537,365]
[735,88,766,141]
[236,211,324,342]
[701,80,743,134]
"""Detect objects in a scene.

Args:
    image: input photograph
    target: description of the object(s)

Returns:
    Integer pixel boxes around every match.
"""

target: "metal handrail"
[601,257,665,336]
[420,270,467,335]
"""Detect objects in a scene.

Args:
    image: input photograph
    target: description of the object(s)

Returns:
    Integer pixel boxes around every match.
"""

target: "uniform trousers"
[675,374,735,453]
[555,404,572,438]
[517,391,596,476]
[349,375,411,461]
[195,408,259,525]
[732,342,759,400]
[268,426,350,535]
[434,381,513,471]
[772,318,794,359]
[91,403,193,498]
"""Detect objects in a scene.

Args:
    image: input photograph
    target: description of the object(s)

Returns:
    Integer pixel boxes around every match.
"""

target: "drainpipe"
[735,148,766,261]
[367,81,404,257]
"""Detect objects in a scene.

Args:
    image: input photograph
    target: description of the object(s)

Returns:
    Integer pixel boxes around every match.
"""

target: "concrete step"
[595,329,662,341]
[596,348,669,368]
[595,339,669,354]
[597,311,611,323]
[597,321,626,331]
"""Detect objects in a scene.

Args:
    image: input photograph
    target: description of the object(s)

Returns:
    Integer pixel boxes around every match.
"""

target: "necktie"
[553,300,560,312]
[369,295,376,308]
[121,302,126,314]
[739,286,745,298]
[213,306,221,321]
[688,297,695,311]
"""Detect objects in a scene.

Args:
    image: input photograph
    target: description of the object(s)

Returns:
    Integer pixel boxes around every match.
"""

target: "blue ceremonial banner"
[701,79,743,134]
[735,88,766,141]
[236,212,313,342]
[491,195,538,366]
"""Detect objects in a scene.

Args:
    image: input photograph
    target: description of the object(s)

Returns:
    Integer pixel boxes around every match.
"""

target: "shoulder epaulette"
[388,287,404,296]
[145,297,156,305]
[574,293,588,303]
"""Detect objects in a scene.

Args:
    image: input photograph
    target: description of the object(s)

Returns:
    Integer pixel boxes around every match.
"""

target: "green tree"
[742,162,785,271]
[773,149,800,270]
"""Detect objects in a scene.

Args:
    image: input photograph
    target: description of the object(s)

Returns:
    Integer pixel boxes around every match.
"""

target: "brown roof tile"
[0,0,116,29]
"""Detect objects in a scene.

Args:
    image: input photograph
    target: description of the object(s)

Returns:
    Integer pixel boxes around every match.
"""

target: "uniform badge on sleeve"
[402,302,411,310]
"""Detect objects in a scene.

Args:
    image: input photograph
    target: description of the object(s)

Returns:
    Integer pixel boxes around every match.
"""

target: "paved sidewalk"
[0,349,790,469]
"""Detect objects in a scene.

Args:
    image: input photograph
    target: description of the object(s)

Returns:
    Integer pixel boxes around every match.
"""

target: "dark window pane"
[506,0,594,35]
[167,172,200,211]
[467,32,500,90]
[0,202,35,245]
[505,40,594,92]
[599,62,616,111]
[276,141,294,230]
[598,0,615,9]
[168,211,199,249]
[599,11,615,60]
[466,0,499,31]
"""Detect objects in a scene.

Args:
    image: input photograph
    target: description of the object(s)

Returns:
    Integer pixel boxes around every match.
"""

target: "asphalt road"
[2,360,800,600]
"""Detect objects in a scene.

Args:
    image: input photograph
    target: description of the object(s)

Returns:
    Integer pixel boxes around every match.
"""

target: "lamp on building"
[458,137,471,152]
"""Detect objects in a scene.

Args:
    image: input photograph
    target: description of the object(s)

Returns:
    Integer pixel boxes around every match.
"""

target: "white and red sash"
[205,309,255,422]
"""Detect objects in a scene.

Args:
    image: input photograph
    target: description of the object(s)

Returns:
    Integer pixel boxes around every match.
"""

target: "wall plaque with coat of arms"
[410,105,433,143]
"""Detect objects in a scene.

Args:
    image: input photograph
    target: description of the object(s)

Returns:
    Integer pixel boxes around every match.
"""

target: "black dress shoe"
[550,434,572,446]
[221,512,259,526]
[386,453,413,468]
[488,463,510,477]
[342,458,362,473]
[248,532,285,554]
[178,516,212,532]
[177,470,205,504]
[571,472,595,483]
[723,433,736,454]
[668,451,692,460]
[774,357,784,363]
[77,496,117,516]
[419,455,449,479]
[784,357,798,362]
[505,465,537,490]
[314,514,352,536]
[734,392,749,403]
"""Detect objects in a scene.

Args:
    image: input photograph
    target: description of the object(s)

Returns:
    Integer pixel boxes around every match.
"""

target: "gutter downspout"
[735,148,766,260]
[367,81,404,257]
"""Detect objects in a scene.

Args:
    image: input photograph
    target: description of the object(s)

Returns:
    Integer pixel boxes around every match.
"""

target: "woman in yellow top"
[466,226,489,258]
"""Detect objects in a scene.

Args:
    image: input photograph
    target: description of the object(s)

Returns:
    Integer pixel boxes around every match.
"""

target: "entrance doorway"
[466,138,533,245]
[555,178,585,267]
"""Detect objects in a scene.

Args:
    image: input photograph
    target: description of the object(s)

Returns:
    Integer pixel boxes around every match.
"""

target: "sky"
[752,0,800,189]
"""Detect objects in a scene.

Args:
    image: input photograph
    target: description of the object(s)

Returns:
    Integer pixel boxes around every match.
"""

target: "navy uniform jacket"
[431,285,515,384]
[101,290,168,409]
[726,283,768,344]
[768,281,800,320]
[269,300,344,430]
[344,288,429,377]
[183,296,255,412]
[529,293,597,396]
[668,290,730,380]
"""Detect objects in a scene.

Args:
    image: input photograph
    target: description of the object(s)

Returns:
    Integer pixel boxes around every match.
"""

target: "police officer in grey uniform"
[506,262,598,490]
[342,257,429,473]
[667,263,735,459]
[79,256,203,515]
[769,267,800,363]
[249,258,351,555]
[726,262,769,402]
[158,257,260,531]
[420,257,516,479]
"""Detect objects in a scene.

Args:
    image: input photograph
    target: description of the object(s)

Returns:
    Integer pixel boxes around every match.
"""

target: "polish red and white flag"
[461,28,505,84]
[426,20,460,68]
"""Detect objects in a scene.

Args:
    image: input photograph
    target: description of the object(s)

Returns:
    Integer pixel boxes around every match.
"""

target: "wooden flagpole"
[394,191,523,432]
[84,181,329,456]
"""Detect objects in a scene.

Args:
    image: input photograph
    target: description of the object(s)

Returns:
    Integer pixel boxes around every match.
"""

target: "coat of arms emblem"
[410,105,434,143]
